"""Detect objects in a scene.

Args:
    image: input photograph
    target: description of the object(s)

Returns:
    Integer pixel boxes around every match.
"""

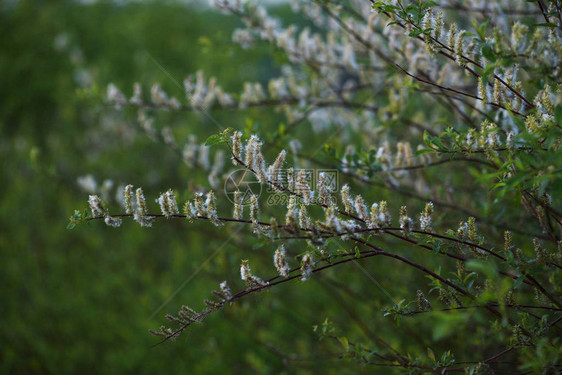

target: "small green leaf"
[421,1,439,9]
[67,209,83,229]
[423,130,433,148]
[427,347,436,361]
[205,134,222,146]
[481,63,496,84]
[513,274,525,289]
[409,29,425,37]
[475,19,490,40]
[489,182,506,191]
[338,337,350,352]
[481,44,496,63]
[415,148,434,157]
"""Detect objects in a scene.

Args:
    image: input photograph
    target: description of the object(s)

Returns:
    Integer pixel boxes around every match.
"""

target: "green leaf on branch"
[67,209,87,229]
[415,148,435,157]
[338,337,350,352]
[205,128,233,146]
[427,347,436,361]
[204,134,222,146]
[421,1,439,10]
[481,44,497,63]
[472,18,490,40]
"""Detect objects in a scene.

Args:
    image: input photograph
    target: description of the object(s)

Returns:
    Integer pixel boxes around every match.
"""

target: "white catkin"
[219,281,232,300]
[230,131,242,165]
[354,195,368,221]
[124,185,134,214]
[300,253,314,281]
[135,188,147,216]
[399,206,413,235]
[240,259,266,287]
[205,191,221,226]
[250,194,259,225]
[299,204,310,229]
[286,195,298,228]
[341,184,353,214]
[268,149,286,185]
[274,244,290,277]
[317,172,331,204]
[104,216,122,228]
[233,191,243,220]
[88,195,104,217]
[297,169,313,205]
[419,202,434,231]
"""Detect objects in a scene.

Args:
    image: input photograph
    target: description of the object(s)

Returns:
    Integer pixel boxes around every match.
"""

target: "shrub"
[74,0,561,373]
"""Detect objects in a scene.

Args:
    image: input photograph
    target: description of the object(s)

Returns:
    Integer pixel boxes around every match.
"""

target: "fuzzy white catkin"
[317,172,331,204]
[205,191,221,226]
[157,193,169,217]
[135,188,147,216]
[253,149,267,182]
[354,195,368,221]
[244,135,258,170]
[231,131,242,165]
[369,203,379,229]
[194,192,205,216]
[287,168,295,191]
[124,185,134,214]
[399,206,413,235]
[419,202,434,231]
[297,169,313,205]
[286,195,298,228]
[341,184,353,214]
[88,195,104,217]
[157,189,179,218]
[240,259,266,287]
[299,204,311,229]
[378,201,391,227]
[434,12,443,41]
[107,83,127,107]
[249,194,259,225]
[274,244,290,277]
[233,191,243,220]
[104,216,122,228]
[240,259,252,281]
[325,204,342,233]
[219,281,232,300]
[184,201,198,220]
[300,253,314,281]
[268,149,286,185]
